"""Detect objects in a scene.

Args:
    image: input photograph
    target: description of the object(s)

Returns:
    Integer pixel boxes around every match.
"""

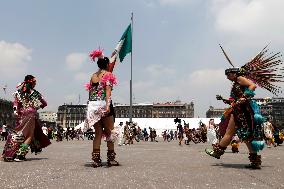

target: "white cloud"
[143,0,193,6]
[145,64,176,77]
[65,53,87,71]
[187,69,225,87]
[146,1,156,7]
[159,0,189,5]
[212,0,264,32]
[157,68,229,102]
[211,0,284,45]
[174,69,230,116]
[74,72,90,82]
[64,94,78,104]
[161,20,168,25]
[0,40,32,78]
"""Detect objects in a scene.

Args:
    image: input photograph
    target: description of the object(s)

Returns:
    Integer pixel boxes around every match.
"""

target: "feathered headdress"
[241,45,284,95]
[89,47,104,61]
[220,45,284,95]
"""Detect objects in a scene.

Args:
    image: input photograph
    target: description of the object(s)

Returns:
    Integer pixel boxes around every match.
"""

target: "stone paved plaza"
[0,139,283,189]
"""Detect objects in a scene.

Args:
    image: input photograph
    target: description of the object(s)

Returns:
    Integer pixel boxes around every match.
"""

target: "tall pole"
[129,12,133,122]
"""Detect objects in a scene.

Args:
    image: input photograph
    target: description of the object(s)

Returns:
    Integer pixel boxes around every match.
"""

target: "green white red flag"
[109,24,132,72]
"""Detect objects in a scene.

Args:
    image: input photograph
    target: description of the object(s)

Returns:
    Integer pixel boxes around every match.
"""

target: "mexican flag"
[109,24,132,72]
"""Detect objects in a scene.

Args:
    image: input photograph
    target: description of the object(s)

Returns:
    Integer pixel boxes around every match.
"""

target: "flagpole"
[129,12,133,122]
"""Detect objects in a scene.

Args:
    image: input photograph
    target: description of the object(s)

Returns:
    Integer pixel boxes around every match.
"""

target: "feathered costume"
[86,48,121,167]
[218,46,284,152]
[85,49,118,142]
[206,45,284,169]
[1,78,51,161]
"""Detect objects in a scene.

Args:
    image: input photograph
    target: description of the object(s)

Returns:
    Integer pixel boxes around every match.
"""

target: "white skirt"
[85,100,120,143]
[85,100,106,129]
[207,128,218,144]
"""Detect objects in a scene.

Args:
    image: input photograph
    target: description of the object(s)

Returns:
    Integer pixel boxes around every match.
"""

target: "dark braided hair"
[24,75,35,82]
[97,57,109,70]
[23,75,36,92]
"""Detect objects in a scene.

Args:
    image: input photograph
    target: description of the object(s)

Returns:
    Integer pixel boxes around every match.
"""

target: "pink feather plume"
[89,48,104,61]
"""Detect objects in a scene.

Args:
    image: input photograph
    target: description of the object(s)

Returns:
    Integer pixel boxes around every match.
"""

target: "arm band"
[243,89,255,98]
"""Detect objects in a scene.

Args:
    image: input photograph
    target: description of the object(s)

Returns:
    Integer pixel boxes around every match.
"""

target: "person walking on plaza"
[117,122,124,146]
[174,130,178,140]
[142,128,149,141]
[205,46,284,169]
[1,121,8,141]
[273,124,284,146]
[230,134,240,153]
[123,122,131,145]
[207,119,218,146]
[163,130,167,142]
[42,123,48,136]
[170,130,174,141]
[66,127,70,141]
[1,75,51,162]
[177,123,184,146]
[263,117,276,148]
[77,128,84,141]
[85,48,119,168]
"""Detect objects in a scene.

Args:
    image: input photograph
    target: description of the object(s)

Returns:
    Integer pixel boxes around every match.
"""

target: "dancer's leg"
[205,114,235,159]
[102,116,119,166]
[92,121,103,167]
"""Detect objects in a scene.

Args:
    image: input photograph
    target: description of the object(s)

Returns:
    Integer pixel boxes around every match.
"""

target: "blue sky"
[0,0,283,117]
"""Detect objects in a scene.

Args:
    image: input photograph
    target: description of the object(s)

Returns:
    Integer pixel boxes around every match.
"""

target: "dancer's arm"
[237,76,256,90]
[237,76,256,103]
[39,97,47,109]
[13,93,20,116]
[13,99,19,116]
[105,85,111,114]
[103,72,117,114]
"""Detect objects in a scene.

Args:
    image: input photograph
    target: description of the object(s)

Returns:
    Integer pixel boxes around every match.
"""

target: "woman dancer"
[207,119,218,146]
[205,46,284,169]
[230,134,240,153]
[1,75,51,162]
[85,48,119,167]
[263,117,276,148]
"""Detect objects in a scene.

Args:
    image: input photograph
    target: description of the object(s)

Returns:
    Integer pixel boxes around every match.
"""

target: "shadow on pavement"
[25,157,48,161]
[212,163,273,169]
[83,162,110,168]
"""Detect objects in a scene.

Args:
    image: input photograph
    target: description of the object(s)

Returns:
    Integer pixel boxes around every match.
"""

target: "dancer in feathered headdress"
[1,75,51,162]
[85,48,119,168]
[205,45,284,169]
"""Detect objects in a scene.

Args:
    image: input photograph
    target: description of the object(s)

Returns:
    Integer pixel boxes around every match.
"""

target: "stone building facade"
[255,98,273,119]
[114,100,194,118]
[256,97,284,128]
[39,111,57,123]
[57,104,86,128]
[206,106,225,118]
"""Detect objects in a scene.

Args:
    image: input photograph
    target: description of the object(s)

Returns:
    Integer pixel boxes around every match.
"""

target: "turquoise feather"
[251,140,265,152]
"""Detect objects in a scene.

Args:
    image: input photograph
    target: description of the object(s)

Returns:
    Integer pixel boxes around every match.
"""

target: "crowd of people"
[2,117,284,149]
[162,121,208,145]
[159,117,284,154]
[1,104,284,168]
[118,121,158,145]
